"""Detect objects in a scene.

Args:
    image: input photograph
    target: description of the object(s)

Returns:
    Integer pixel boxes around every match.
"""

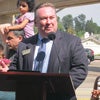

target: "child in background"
[0,45,14,100]
[4,0,35,38]
[0,44,11,69]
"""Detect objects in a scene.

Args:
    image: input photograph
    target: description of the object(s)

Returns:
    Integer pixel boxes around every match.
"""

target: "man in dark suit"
[0,2,88,100]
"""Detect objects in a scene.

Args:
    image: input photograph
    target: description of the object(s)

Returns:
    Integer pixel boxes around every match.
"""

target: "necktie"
[34,38,48,72]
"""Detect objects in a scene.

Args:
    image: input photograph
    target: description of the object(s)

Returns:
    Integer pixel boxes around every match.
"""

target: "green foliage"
[74,14,86,32]
[76,31,85,38]
[96,26,100,34]
[58,22,65,31]
[67,26,76,35]
[61,13,100,37]
[85,19,99,34]
[62,15,73,30]
[34,26,38,34]
[57,16,65,31]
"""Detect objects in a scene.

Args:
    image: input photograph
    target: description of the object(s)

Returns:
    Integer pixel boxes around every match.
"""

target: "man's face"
[5,32,22,50]
[35,7,58,37]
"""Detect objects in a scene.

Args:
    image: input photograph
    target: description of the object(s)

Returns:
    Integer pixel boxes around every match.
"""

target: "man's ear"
[19,36,23,41]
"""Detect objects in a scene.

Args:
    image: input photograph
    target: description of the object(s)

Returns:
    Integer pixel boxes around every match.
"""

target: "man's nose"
[46,18,51,24]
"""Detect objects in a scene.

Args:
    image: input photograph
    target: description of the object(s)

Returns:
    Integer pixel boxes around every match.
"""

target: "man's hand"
[4,26,10,33]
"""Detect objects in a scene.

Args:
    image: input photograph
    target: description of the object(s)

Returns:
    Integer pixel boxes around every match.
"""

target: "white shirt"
[32,34,53,73]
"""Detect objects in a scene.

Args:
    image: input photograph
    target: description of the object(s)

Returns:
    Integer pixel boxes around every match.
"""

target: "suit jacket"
[9,30,88,100]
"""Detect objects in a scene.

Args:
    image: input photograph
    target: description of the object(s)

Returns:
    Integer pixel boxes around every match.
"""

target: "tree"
[57,16,65,31]
[96,26,100,34]
[74,14,86,32]
[85,18,99,34]
[67,26,76,35]
[62,14,73,31]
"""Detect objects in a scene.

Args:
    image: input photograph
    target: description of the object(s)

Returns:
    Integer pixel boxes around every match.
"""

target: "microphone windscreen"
[36,51,45,61]
[48,32,56,40]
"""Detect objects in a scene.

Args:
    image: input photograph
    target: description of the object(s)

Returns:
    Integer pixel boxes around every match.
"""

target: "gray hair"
[34,2,56,18]
[7,30,24,38]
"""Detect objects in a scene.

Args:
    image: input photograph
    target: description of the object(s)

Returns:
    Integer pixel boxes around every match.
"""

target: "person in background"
[4,0,35,38]
[91,76,100,100]
[0,43,14,100]
[0,2,88,100]
[0,44,5,59]
[0,44,11,69]
[0,30,24,100]
[5,30,24,61]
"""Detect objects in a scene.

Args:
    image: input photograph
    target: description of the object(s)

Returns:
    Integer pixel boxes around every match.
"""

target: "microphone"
[36,51,45,61]
[48,32,56,40]
[48,32,61,73]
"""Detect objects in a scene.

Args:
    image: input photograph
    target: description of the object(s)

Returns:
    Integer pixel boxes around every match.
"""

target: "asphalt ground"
[76,60,100,100]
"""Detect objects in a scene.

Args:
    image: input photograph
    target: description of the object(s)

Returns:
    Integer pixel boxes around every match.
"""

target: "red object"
[0,58,11,65]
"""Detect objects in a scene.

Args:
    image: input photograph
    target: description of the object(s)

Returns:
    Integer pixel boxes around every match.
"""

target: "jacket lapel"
[47,31,63,73]
[22,34,38,70]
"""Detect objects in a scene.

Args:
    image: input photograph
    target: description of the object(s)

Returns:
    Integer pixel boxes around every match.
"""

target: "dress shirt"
[32,34,53,73]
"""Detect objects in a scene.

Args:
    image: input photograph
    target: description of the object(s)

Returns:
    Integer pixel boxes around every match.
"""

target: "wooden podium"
[0,71,76,100]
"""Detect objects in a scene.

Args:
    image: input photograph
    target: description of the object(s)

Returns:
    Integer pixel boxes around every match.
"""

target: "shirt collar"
[38,34,43,41]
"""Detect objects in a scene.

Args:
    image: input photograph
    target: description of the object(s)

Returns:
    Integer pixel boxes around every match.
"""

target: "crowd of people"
[1,0,99,100]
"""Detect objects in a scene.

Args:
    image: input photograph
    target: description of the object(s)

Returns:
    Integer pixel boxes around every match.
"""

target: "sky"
[57,3,100,26]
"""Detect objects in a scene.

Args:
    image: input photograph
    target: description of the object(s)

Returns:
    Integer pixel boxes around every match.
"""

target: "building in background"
[82,36,100,55]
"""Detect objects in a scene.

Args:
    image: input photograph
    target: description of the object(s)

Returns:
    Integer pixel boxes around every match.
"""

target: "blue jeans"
[0,91,15,100]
